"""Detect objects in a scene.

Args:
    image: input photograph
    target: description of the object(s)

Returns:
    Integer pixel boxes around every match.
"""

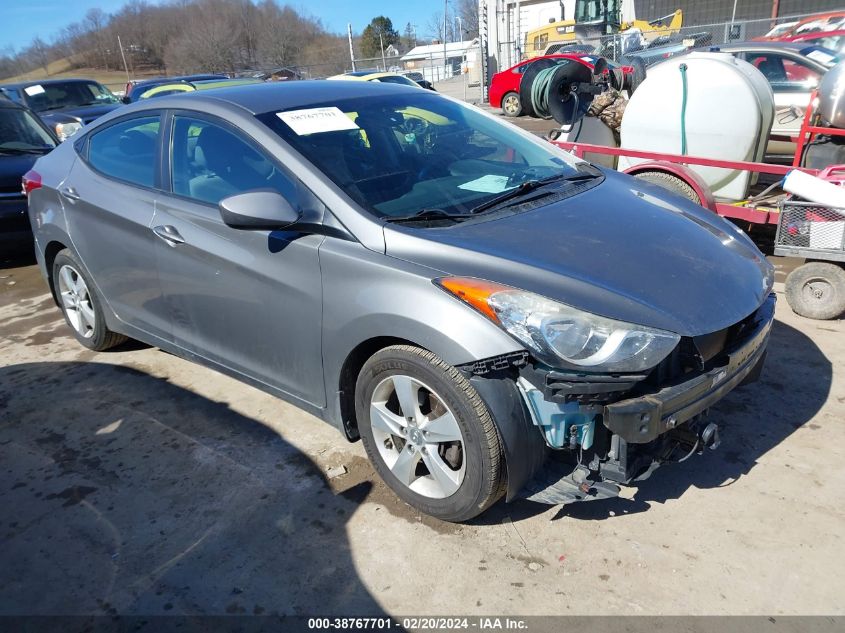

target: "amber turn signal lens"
[436,277,512,323]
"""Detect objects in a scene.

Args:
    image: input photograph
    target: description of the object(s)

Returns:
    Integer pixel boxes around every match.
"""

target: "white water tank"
[619,52,774,201]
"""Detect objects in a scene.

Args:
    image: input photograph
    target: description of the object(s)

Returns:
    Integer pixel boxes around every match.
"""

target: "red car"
[489,54,633,117]
[757,10,845,41]
[782,29,845,56]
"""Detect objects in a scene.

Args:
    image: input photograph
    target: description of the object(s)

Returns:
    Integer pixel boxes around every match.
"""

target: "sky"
[0,0,442,52]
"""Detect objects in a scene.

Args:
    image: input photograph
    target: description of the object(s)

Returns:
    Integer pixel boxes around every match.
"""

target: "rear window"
[86,116,160,188]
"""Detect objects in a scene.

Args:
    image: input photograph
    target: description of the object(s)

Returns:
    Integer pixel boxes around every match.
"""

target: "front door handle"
[60,186,80,201]
[152,225,185,246]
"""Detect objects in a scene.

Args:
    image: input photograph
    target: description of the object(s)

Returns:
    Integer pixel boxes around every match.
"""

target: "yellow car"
[138,77,263,99]
[327,71,434,90]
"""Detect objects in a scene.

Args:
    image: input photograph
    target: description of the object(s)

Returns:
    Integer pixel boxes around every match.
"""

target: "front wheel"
[502,92,522,117]
[355,345,505,522]
[785,262,845,320]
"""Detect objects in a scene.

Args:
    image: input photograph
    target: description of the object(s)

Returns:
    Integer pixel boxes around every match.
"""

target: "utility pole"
[443,0,449,79]
[117,35,131,83]
[380,32,386,71]
[347,23,356,71]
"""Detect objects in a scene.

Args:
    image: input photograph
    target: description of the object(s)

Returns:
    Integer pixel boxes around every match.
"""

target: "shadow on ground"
[475,317,832,524]
[0,361,384,617]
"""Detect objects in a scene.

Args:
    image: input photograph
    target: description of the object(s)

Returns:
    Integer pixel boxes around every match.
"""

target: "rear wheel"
[53,249,126,351]
[355,345,505,522]
[633,170,700,204]
[785,262,845,320]
[502,92,522,117]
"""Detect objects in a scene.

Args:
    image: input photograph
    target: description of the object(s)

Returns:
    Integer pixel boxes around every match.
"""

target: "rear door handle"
[60,186,80,201]
[152,225,185,246]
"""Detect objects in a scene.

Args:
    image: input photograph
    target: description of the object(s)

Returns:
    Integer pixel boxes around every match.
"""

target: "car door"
[62,112,171,342]
[152,111,326,406]
[743,51,822,137]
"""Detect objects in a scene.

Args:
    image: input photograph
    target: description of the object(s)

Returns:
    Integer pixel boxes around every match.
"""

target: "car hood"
[39,103,120,125]
[0,153,41,191]
[383,169,774,336]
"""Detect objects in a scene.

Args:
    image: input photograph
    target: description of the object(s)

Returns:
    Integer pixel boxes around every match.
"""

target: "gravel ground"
[1,245,843,619]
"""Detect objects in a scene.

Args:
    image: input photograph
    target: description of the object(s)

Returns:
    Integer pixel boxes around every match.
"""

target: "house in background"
[400,38,480,83]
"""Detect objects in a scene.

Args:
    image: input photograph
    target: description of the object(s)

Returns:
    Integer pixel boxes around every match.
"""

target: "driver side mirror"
[219,189,302,230]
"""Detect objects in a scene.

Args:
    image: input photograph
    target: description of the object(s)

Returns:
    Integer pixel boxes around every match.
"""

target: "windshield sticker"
[277,107,359,135]
[458,175,516,194]
[24,85,45,96]
[806,49,836,66]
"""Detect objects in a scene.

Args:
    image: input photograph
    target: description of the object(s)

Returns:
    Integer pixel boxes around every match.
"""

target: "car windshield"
[799,46,840,67]
[258,92,581,220]
[23,81,119,112]
[0,108,56,151]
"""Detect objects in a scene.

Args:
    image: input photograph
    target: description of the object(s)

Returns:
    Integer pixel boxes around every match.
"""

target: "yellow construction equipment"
[524,0,683,58]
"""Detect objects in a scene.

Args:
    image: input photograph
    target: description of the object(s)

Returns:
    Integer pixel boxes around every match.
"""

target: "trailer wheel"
[633,171,700,204]
[785,262,845,320]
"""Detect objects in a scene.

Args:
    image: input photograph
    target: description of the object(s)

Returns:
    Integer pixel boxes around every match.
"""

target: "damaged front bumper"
[513,293,776,505]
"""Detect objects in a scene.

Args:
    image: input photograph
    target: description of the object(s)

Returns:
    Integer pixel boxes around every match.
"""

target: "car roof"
[714,40,828,52]
[131,73,227,88]
[0,78,104,89]
[788,29,845,40]
[124,80,426,116]
[506,54,595,71]
[332,71,410,81]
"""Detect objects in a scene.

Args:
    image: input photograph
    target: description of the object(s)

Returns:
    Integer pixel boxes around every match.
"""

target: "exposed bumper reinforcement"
[603,294,775,444]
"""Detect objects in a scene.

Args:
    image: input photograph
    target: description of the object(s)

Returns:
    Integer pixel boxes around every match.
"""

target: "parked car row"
[0,98,57,250]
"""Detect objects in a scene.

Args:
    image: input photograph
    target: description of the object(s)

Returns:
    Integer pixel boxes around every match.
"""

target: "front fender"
[469,373,547,502]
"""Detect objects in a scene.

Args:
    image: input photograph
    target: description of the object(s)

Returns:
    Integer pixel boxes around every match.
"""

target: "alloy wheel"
[503,94,521,116]
[57,264,96,338]
[369,374,466,499]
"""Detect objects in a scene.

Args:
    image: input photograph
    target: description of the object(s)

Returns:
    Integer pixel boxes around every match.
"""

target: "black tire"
[355,345,505,522]
[627,56,647,94]
[501,91,522,117]
[785,262,845,320]
[52,249,127,351]
[633,170,700,204]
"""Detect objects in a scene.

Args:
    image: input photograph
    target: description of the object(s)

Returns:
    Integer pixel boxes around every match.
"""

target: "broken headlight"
[437,277,680,373]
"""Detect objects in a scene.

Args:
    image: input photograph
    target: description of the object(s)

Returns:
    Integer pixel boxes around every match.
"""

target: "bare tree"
[457,0,480,38]
[30,38,51,75]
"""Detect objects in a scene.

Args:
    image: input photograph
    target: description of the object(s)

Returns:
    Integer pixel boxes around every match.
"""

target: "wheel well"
[43,240,68,305]
[338,336,418,441]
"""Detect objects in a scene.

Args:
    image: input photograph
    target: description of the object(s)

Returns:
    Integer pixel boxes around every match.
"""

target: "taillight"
[22,169,42,197]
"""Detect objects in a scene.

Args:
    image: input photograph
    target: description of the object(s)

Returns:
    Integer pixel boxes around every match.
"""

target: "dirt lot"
[1,241,843,619]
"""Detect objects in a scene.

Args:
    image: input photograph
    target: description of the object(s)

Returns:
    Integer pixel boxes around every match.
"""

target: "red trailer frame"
[550,89,845,226]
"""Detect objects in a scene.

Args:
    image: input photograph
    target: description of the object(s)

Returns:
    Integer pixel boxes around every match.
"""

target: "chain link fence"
[227,44,485,102]
[491,10,839,72]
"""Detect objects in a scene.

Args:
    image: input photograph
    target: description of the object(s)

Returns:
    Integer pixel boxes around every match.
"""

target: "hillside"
[2,56,163,92]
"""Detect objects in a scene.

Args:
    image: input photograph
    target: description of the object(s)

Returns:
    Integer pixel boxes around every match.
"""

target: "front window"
[575,0,619,25]
[0,108,56,153]
[748,54,822,91]
[258,93,581,220]
[23,81,120,112]
[170,115,297,206]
